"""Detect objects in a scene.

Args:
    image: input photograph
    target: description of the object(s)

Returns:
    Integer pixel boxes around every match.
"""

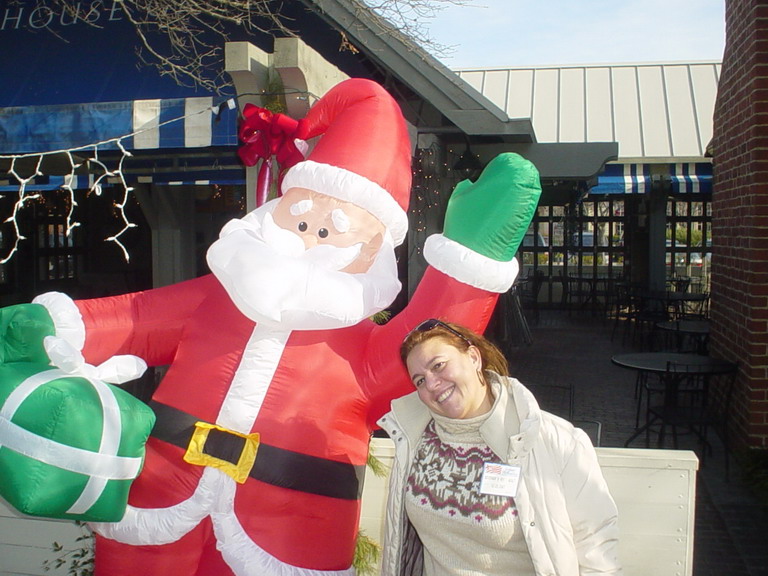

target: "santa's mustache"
[219,206,363,272]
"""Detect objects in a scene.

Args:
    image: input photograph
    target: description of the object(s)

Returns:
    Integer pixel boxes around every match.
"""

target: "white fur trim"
[212,478,355,576]
[217,325,288,433]
[281,160,408,246]
[32,292,86,351]
[423,234,519,293]
[91,467,219,545]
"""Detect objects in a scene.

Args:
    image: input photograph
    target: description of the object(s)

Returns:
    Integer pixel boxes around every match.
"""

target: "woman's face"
[406,337,492,419]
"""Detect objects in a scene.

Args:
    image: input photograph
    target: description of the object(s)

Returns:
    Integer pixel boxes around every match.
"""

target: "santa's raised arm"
[1,78,540,576]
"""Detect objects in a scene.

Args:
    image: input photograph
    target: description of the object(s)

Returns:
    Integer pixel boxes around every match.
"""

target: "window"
[38,222,77,281]
[667,196,712,291]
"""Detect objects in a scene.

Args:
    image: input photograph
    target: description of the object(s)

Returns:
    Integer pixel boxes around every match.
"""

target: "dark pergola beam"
[473,142,619,180]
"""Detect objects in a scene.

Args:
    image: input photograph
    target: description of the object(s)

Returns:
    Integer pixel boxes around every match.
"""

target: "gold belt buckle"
[183,422,260,484]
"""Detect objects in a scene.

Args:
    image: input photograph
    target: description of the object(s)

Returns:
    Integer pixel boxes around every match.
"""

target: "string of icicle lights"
[0,97,237,263]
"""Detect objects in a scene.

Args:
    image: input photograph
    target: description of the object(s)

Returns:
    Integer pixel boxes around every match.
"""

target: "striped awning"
[134,170,246,187]
[0,97,239,154]
[588,162,713,195]
[0,173,96,192]
[669,162,713,194]
[0,97,245,191]
[589,163,652,194]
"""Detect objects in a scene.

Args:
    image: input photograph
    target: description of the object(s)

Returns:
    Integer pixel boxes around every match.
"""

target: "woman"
[378,319,622,576]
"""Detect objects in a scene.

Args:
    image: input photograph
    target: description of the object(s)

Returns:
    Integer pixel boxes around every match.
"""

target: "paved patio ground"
[500,309,768,576]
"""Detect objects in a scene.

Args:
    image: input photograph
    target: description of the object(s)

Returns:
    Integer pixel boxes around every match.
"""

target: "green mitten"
[0,303,55,365]
[443,153,542,262]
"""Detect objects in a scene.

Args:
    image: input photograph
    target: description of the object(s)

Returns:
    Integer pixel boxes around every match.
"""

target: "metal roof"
[455,62,721,162]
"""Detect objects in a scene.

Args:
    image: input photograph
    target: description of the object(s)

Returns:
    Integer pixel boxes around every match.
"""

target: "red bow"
[237,104,305,206]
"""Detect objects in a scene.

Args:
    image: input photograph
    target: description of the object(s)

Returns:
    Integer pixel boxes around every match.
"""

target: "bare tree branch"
[362,0,473,56]
[47,0,472,93]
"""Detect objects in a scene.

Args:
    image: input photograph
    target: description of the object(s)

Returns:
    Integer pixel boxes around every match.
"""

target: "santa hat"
[281,78,412,246]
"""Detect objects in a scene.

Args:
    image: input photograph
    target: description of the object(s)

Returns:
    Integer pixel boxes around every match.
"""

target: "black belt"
[148,401,365,501]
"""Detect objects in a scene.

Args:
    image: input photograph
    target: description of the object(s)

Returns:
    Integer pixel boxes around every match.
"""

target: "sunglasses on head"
[406,318,472,346]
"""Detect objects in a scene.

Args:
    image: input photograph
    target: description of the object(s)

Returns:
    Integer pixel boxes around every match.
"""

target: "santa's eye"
[298,222,308,232]
[318,228,329,238]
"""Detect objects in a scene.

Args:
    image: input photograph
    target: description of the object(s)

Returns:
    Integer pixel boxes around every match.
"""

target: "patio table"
[656,319,710,354]
[612,352,736,448]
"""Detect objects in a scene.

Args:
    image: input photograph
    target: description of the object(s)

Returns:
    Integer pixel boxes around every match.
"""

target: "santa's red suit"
[64,267,497,575]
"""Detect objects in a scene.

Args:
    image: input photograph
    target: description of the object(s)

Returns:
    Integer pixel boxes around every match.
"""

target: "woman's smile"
[436,387,454,403]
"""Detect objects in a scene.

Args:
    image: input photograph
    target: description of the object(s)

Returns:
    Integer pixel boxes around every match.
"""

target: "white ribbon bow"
[43,336,147,384]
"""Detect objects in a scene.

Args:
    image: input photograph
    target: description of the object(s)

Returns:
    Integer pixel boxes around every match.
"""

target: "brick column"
[712,0,768,448]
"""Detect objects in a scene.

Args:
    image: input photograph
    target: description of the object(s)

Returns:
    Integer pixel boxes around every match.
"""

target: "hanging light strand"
[61,151,82,240]
[0,97,237,263]
[103,140,136,262]
[2,156,43,264]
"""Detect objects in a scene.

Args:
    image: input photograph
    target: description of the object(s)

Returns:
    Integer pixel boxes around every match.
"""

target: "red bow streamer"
[237,104,305,207]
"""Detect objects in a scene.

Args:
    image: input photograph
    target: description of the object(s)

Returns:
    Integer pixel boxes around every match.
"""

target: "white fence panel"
[0,499,85,576]
[0,443,697,576]
[361,440,698,576]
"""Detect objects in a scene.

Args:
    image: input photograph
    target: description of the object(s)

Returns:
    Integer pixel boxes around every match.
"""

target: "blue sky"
[426,0,725,69]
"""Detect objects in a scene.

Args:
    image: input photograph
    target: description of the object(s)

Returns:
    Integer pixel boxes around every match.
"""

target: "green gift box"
[0,362,155,521]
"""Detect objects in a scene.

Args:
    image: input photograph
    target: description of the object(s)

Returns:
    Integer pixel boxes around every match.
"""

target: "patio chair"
[525,380,602,447]
[519,269,544,325]
[667,275,691,293]
[526,380,574,422]
[565,274,593,315]
[632,292,669,349]
[638,362,705,439]
[611,281,635,343]
[572,419,603,447]
[632,360,703,430]
[646,361,738,479]
[496,283,533,349]
[679,291,710,319]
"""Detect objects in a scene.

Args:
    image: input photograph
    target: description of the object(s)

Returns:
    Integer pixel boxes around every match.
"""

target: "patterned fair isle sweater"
[404,403,537,576]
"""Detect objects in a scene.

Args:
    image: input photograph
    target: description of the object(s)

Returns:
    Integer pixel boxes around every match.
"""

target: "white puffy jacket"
[377,373,622,576]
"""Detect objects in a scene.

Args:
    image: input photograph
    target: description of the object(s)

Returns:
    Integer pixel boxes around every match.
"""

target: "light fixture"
[452,139,482,180]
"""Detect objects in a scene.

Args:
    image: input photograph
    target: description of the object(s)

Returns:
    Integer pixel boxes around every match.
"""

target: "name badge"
[480,462,521,498]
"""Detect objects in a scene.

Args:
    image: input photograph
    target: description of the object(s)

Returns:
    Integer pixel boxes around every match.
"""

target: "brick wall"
[711,0,768,448]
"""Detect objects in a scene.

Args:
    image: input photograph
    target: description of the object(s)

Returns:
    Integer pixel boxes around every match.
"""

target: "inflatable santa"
[0,78,541,575]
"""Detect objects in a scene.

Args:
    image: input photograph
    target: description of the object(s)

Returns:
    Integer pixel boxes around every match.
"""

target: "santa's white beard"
[206,200,402,330]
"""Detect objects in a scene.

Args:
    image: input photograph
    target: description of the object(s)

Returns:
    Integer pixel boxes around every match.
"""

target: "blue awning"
[0,170,247,192]
[0,97,244,191]
[669,162,713,194]
[0,174,96,192]
[589,163,652,194]
[0,97,239,154]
